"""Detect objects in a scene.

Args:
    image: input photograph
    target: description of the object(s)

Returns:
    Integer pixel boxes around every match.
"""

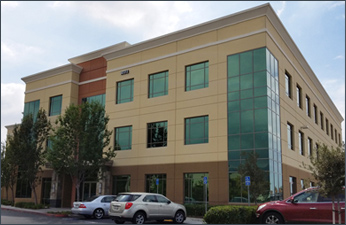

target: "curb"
[1,206,69,218]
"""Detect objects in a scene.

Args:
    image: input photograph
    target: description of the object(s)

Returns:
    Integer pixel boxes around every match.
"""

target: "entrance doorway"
[82,181,97,200]
[41,178,51,205]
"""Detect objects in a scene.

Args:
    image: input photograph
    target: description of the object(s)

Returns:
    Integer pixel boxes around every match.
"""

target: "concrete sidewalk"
[1,204,72,217]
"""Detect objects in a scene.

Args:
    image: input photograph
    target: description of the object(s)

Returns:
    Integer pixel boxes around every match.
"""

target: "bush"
[1,199,14,206]
[184,204,213,217]
[14,202,46,209]
[204,205,257,224]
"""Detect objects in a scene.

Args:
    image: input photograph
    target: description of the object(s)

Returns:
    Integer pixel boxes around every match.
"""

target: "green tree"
[6,109,51,205]
[47,101,116,201]
[1,141,18,203]
[238,152,270,205]
[303,144,345,224]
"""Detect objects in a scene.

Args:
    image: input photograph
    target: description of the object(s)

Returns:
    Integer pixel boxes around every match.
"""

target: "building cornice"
[21,64,83,84]
[68,41,131,64]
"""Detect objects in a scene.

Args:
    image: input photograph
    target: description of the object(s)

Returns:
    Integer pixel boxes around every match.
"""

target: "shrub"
[184,204,213,217]
[1,199,14,206]
[14,202,46,209]
[204,205,257,224]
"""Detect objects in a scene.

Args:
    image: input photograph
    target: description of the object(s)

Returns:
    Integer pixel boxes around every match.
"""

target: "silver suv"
[109,192,186,224]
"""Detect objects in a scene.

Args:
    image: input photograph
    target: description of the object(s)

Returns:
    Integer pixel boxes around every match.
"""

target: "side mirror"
[167,201,171,204]
[290,196,296,204]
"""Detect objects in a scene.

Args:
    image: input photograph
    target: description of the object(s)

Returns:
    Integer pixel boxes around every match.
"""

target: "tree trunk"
[6,186,9,200]
[337,197,341,224]
[332,195,335,224]
[31,182,38,205]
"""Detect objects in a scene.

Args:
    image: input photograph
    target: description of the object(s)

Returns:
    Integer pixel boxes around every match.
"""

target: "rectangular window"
[112,175,130,195]
[185,115,209,145]
[305,95,310,117]
[148,71,168,98]
[307,137,312,156]
[299,131,304,155]
[315,143,320,159]
[49,95,62,116]
[301,179,305,190]
[15,171,32,198]
[326,119,329,135]
[285,72,292,98]
[313,105,318,124]
[82,94,105,106]
[147,121,167,148]
[184,173,208,204]
[287,123,294,150]
[338,133,340,145]
[289,176,297,195]
[23,100,40,121]
[296,85,302,109]
[320,112,324,130]
[146,174,166,196]
[331,124,334,140]
[310,181,315,187]
[114,126,132,150]
[116,79,134,104]
[185,61,209,91]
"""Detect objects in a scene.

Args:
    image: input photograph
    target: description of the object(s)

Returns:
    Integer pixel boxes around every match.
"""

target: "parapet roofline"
[21,63,83,84]
[103,3,272,61]
[68,41,131,64]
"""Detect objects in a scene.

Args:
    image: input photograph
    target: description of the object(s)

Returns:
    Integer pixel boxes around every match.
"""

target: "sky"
[1,1,345,144]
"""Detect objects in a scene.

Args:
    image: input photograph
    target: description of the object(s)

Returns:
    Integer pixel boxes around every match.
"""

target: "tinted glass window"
[149,71,168,98]
[115,194,141,202]
[143,195,157,203]
[185,61,209,91]
[156,195,169,203]
[294,191,319,203]
[117,79,134,104]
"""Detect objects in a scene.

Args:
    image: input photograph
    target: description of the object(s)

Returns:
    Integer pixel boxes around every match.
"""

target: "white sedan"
[72,195,117,219]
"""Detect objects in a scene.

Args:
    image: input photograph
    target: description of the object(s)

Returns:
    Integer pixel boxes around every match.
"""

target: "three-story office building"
[5,4,343,207]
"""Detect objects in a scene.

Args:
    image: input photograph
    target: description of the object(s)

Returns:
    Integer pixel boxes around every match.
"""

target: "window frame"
[116,79,134,104]
[185,115,209,145]
[298,131,304,156]
[148,71,169,98]
[185,61,209,92]
[114,126,132,150]
[147,121,168,148]
[49,95,62,116]
[307,137,312,156]
[285,71,292,98]
[305,95,311,117]
[320,112,324,130]
[287,122,294,150]
[296,85,302,109]
[313,104,318,124]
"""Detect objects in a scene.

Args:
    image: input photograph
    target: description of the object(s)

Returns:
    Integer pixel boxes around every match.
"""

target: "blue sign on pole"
[156,178,159,185]
[203,176,208,184]
[245,176,250,186]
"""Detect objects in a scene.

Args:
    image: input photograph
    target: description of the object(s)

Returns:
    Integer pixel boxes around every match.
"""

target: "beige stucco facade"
[4,3,343,207]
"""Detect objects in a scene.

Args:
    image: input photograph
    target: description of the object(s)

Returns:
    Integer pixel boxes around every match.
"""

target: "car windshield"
[84,196,99,202]
[115,194,141,202]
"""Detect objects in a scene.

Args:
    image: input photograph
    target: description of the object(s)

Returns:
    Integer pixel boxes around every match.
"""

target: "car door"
[142,195,159,219]
[156,195,173,218]
[284,190,321,223]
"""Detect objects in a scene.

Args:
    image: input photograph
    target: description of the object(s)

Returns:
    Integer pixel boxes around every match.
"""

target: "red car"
[256,187,345,224]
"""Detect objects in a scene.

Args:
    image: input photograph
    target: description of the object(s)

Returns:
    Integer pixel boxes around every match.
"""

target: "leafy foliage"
[303,143,345,224]
[47,101,116,201]
[238,152,270,204]
[5,109,51,204]
[203,205,257,224]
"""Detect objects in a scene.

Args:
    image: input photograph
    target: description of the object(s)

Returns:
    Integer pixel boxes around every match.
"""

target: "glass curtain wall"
[227,48,282,203]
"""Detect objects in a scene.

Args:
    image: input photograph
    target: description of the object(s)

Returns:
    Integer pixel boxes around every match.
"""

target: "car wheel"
[93,208,104,219]
[263,212,284,224]
[114,219,125,224]
[173,210,185,224]
[132,211,146,224]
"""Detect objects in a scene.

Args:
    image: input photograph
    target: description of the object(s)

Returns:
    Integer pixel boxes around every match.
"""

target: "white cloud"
[1,41,44,63]
[276,1,286,17]
[334,55,344,60]
[1,83,25,143]
[328,1,345,9]
[1,1,19,8]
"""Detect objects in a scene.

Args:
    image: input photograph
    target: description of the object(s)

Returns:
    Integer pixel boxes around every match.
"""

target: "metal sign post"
[203,176,208,214]
[245,176,250,206]
[156,178,159,193]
